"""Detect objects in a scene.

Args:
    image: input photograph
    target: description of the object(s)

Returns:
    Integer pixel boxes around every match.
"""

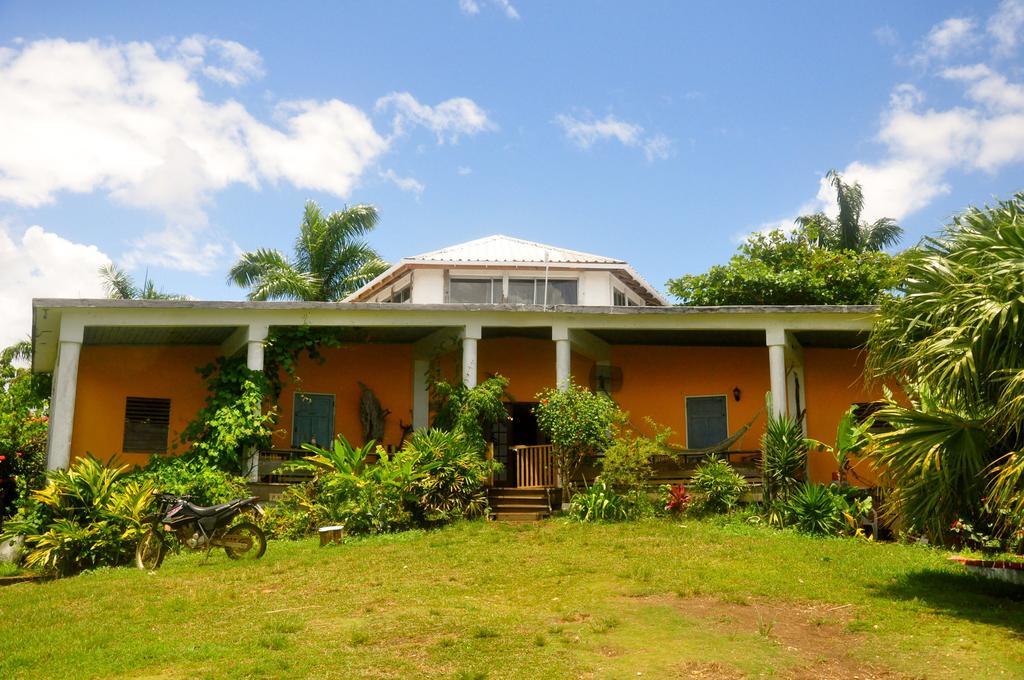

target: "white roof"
[406,235,624,265]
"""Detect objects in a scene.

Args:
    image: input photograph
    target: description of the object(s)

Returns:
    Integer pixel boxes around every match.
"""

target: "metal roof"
[405,235,624,265]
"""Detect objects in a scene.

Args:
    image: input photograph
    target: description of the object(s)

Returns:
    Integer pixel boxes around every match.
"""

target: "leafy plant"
[865,193,1024,547]
[0,341,49,523]
[785,483,844,535]
[139,456,249,506]
[534,381,622,503]
[760,395,808,503]
[808,406,873,486]
[405,429,495,523]
[600,420,671,494]
[568,478,629,522]
[688,457,748,515]
[1,457,156,575]
[180,356,276,474]
[287,434,377,477]
[795,170,903,252]
[430,374,511,453]
[662,483,690,514]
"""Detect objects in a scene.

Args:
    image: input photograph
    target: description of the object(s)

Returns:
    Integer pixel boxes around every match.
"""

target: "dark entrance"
[490,401,545,486]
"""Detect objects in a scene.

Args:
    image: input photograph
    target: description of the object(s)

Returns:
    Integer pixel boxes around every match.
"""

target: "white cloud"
[174,34,263,86]
[988,0,1024,56]
[554,113,673,162]
[913,17,980,65]
[459,0,519,19]
[0,224,110,348]
[380,168,425,197]
[0,38,488,272]
[376,92,496,143]
[457,166,473,175]
[873,25,899,47]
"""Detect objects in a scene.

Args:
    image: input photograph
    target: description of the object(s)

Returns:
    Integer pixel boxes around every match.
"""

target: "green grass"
[1,518,1022,678]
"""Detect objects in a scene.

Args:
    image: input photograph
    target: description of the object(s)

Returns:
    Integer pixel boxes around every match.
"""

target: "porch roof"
[31,298,878,373]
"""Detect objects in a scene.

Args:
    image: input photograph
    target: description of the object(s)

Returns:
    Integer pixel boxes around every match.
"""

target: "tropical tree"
[865,192,1024,549]
[0,340,49,521]
[796,170,903,252]
[98,264,186,300]
[808,406,873,486]
[228,201,388,301]
[667,227,904,306]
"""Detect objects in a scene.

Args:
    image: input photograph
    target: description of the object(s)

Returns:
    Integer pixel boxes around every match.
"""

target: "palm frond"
[98,264,138,300]
[227,248,319,301]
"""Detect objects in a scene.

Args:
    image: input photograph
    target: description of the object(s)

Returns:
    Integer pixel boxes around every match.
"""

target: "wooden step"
[489,502,550,512]
[491,511,549,522]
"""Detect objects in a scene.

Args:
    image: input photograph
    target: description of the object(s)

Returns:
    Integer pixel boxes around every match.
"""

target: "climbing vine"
[179,356,277,474]
[262,326,352,398]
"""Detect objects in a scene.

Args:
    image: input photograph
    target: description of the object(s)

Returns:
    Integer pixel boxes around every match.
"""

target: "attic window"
[386,286,411,303]
[123,397,171,454]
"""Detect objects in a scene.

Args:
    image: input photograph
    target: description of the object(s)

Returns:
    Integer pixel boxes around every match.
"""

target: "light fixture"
[732,386,741,402]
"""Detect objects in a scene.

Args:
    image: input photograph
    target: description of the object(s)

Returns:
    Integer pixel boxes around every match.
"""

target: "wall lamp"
[732,386,742,402]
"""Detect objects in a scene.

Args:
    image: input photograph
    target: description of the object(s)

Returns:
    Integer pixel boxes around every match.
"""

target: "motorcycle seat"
[184,500,238,516]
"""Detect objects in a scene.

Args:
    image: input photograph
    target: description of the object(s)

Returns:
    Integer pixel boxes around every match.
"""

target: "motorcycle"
[136,493,267,570]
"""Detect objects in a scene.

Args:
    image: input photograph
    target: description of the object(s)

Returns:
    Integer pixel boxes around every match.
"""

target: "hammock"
[660,407,764,459]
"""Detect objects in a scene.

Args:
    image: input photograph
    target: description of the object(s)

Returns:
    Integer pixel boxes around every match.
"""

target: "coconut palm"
[865,192,1024,546]
[98,265,186,300]
[796,170,903,252]
[228,201,388,301]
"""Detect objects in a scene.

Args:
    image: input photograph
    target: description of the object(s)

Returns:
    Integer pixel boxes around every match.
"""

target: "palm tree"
[228,201,388,301]
[865,192,1024,547]
[796,170,903,252]
[98,265,186,300]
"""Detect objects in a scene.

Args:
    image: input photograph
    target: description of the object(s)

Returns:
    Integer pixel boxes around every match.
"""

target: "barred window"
[123,397,171,453]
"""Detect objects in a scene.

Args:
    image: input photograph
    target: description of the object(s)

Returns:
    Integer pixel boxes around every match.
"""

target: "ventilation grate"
[123,397,171,454]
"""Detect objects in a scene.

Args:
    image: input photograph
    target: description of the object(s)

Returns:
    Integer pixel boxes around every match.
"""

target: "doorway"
[490,401,546,486]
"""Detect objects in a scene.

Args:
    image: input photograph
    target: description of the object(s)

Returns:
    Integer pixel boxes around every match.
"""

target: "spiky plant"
[866,192,1024,546]
[760,395,808,503]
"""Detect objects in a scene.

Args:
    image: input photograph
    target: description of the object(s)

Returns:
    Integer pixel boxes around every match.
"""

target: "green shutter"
[293,393,335,448]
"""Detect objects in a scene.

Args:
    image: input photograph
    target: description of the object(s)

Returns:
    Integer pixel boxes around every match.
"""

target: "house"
[31,235,883,493]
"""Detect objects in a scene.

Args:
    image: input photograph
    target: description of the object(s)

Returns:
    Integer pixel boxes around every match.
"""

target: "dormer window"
[449,278,501,303]
[509,279,577,305]
[385,286,411,303]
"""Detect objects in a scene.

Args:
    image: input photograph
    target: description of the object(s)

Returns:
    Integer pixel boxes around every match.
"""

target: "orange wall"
[475,338,593,402]
[272,344,414,450]
[612,345,770,451]
[803,348,886,485]
[71,345,219,468]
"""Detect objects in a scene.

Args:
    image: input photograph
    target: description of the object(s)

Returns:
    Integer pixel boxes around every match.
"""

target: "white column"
[46,339,82,470]
[245,325,268,482]
[462,324,481,388]
[553,326,571,391]
[766,328,787,418]
[412,358,430,430]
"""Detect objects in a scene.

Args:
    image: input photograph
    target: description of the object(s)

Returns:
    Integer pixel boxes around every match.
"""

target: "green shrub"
[534,381,622,501]
[139,456,249,506]
[785,483,844,535]
[760,396,807,503]
[430,375,510,452]
[568,478,652,522]
[1,457,155,575]
[600,421,671,495]
[406,429,494,524]
[688,457,748,515]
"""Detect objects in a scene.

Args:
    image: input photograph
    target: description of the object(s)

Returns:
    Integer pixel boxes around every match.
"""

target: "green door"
[686,396,728,448]
[292,393,334,448]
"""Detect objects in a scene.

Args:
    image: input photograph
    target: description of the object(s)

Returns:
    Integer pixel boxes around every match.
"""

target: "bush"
[688,457,748,515]
[600,421,671,495]
[430,375,510,452]
[0,457,155,575]
[661,483,691,514]
[406,429,494,524]
[263,431,496,538]
[138,456,250,506]
[534,381,622,501]
[785,483,844,535]
[568,478,644,522]
[760,396,807,504]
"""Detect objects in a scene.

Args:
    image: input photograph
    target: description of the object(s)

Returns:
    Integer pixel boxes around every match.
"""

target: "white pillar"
[462,324,481,388]
[412,358,430,430]
[768,344,786,417]
[555,339,571,390]
[245,325,267,482]
[46,339,82,470]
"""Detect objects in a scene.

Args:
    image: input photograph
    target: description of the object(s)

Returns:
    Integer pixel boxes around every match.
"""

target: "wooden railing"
[514,444,558,488]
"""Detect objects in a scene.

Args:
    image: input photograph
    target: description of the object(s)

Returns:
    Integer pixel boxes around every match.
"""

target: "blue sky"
[1,1,1023,344]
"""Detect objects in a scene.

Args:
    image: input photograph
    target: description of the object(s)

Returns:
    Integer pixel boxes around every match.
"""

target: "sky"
[1,0,1024,346]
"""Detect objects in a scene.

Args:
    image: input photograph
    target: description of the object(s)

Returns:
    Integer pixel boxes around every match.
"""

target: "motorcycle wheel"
[136,526,166,570]
[223,521,267,560]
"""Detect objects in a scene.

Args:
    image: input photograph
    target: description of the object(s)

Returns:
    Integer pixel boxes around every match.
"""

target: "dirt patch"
[653,595,904,679]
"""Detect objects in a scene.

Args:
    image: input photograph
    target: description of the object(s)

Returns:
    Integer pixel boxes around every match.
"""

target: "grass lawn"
[1,518,1022,679]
